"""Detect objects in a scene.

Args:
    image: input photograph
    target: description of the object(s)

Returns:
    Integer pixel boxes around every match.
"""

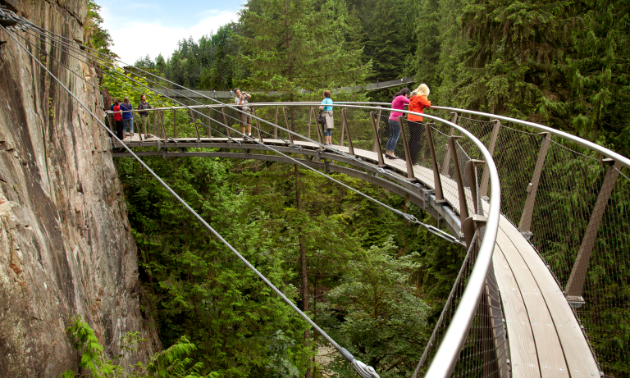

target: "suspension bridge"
[2,6,629,378]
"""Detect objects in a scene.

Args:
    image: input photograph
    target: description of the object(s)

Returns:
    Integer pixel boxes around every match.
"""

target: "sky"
[96,0,247,64]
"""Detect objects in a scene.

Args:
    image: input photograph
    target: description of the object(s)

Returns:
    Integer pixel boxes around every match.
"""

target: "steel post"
[449,136,469,224]
[252,108,263,142]
[173,109,177,138]
[370,111,386,167]
[208,109,212,138]
[160,110,166,139]
[152,110,157,137]
[221,108,231,138]
[479,120,501,197]
[372,109,382,152]
[441,112,458,176]
[342,108,355,156]
[518,132,552,236]
[282,107,293,144]
[465,159,485,214]
[425,123,446,203]
[274,106,278,138]
[307,106,313,139]
[398,116,418,182]
[565,160,622,299]
[190,109,200,142]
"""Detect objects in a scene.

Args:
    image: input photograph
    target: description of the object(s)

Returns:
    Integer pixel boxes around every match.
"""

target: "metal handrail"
[206,102,502,378]
[429,106,630,171]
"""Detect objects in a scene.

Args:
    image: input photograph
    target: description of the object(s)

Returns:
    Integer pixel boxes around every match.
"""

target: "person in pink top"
[386,87,411,158]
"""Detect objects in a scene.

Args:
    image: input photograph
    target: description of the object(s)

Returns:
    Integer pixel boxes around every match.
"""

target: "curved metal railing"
[112,100,503,377]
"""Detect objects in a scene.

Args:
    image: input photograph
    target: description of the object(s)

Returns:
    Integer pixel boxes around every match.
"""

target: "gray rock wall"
[0,1,158,376]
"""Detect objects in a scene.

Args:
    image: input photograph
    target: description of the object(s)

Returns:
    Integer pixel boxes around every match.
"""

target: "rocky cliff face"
[0,1,158,376]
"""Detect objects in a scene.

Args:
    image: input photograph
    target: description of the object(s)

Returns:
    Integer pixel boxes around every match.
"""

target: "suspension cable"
[21,25,461,245]
[2,24,381,378]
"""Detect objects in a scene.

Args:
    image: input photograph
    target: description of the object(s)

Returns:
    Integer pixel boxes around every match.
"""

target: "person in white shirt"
[234,88,252,137]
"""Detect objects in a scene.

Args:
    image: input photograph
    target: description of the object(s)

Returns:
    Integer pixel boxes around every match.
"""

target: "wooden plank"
[493,247,541,378]
[500,222,600,378]
[495,229,569,378]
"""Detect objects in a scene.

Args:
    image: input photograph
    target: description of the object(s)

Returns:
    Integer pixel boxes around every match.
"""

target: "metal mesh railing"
[434,108,630,378]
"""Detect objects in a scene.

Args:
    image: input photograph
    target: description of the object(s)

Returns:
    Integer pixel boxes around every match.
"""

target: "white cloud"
[101,7,239,64]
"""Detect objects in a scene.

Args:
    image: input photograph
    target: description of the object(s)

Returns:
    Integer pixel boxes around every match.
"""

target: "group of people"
[110,95,152,140]
[110,85,431,156]
[317,83,432,159]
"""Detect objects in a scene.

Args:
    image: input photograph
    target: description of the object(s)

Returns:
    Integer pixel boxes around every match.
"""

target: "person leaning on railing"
[386,87,411,159]
[319,90,334,145]
[408,84,431,165]
[137,94,152,136]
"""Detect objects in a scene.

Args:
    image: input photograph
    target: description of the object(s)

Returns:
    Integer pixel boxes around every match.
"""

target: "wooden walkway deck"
[115,135,600,378]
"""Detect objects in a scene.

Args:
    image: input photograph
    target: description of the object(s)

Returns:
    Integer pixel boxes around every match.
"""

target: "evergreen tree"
[237,0,370,93]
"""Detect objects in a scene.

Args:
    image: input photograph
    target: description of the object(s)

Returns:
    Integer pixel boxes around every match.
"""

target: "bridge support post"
[449,136,469,225]
[307,106,313,140]
[370,111,386,167]
[518,132,551,237]
[252,108,263,143]
[425,123,446,203]
[173,109,177,138]
[339,108,346,146]
[190,109,200,142]
[565,159,622,302]
[274,106,279,139]
[342,108,355,156]
[282,107,294,144]
[208,108,212,138]
[398,116,418,182]
[479,120,501,197]
[221,108,231,139]
[160,111,167,140]
[152,110,157,137]
[372,109,382,153]
[441,112,458,176]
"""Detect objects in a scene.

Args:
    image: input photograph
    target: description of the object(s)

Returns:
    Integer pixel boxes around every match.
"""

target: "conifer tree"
[237,0,370,93]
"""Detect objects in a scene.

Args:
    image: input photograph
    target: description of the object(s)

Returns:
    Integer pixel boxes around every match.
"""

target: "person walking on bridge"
[234,88,252,138]
[137,94,152,136]
[408,84,431,164]
[120,97,134,140]
[386,87,410,159]
[319,90,334,145]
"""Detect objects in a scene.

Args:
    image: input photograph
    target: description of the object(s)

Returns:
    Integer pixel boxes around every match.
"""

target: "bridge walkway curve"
[114,135,600,378]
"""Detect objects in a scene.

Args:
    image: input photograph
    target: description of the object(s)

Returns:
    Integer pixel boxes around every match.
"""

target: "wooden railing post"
[441,112,458,176]
[274,106,278,139]
[342,108,355,156]
[152,110,157,137]
[252,108,263,143]
[398,116,418,182]
[564,160,623,302]
[221,108,231,139]
[425,123,446,203]
[282,107,293,144]
[173,109,177,138]
[518,132,552,237]
[208,108,212,138]
[479,120,501,197]
[370,111,386,167]
[449,135,469,224]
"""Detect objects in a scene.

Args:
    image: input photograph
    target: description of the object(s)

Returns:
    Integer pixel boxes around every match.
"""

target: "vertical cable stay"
[2,25,382,378]
[20,25,462,245]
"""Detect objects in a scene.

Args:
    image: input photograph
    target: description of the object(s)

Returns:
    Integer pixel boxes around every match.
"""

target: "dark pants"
[115,120,124,140]
[408,121,424,164]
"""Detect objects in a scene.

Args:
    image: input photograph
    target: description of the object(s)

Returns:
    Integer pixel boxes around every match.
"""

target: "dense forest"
[67,0,630,377]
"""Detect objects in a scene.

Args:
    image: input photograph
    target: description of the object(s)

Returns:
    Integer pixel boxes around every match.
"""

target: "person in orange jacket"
[408,83,431,165]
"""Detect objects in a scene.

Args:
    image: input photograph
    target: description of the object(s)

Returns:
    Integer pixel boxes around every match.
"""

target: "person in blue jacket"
[120,97,134,140]
[319,90,334,145]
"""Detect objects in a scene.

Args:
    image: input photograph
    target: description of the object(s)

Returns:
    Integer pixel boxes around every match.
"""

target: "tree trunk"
[295,164,312,378]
